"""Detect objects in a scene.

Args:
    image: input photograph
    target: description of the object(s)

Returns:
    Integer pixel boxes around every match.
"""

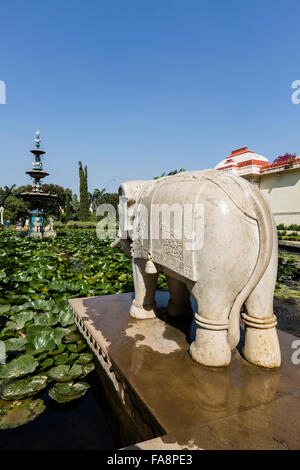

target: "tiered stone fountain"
[20,131,57,237]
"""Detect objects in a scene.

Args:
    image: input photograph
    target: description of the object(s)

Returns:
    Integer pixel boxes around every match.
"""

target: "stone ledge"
[69,291,300,450]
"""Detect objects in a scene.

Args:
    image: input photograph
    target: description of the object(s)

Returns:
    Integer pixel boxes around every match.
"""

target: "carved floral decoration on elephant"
[111,169,281,369]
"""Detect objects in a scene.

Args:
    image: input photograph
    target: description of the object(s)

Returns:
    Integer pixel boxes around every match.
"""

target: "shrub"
[66,220,97,229]
[272,153,297,165]
[287,224,300,231]
[53,220,65,229]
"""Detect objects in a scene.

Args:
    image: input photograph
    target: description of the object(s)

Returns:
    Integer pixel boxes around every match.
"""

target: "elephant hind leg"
[130,258,158,319]
[242,228,281,368]
[166,276,193,318]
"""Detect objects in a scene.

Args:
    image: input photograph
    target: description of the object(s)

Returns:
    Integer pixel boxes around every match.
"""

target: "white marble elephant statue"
[111,169,281,369]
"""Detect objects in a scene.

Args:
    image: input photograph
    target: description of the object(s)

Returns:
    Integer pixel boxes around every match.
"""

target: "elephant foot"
[241,313,281,368]
[167,300,193,318]
[189,329,231,367]
[130,300,157,319]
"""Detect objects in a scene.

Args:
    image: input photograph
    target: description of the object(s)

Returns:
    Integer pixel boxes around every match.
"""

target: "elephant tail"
[227,187,274,349]
[202,174,274,350]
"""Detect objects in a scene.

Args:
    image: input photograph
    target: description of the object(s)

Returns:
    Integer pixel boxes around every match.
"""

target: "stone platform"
[69,291,300,450]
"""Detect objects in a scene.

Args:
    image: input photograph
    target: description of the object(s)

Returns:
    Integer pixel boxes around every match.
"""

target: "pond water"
[0,371,117,450]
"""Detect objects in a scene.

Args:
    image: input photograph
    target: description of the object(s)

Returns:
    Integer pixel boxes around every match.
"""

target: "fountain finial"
[35,129,41,149]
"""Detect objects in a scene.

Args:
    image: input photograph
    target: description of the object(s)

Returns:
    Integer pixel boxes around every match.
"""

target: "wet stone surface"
[70,288,300,450]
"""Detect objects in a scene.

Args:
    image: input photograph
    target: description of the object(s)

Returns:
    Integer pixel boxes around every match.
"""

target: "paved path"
[279,240,300,251]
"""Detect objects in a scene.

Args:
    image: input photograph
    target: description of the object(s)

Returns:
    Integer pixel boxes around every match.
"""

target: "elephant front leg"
[130,258,158,319]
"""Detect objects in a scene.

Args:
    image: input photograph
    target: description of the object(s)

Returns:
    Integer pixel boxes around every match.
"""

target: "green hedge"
[277,224,300,231]
[54,220,98,229]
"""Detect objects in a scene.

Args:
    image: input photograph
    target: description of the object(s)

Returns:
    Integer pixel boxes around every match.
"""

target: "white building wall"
[259,167,300,226]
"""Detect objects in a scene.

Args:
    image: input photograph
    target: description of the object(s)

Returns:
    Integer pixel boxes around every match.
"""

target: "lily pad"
[63,332,81,343]
[34,312,58,327]
[1,312,35,334]
[48,344,66,356]
[59,309,75,327]
[67,343,86,353]
[0,354,38,380]
[76,353,93,365]
[0,304,11,315]
[26,328,57,354]
[0,374,48,400]
[4,337,28,352]
[39,358,54,370]
[0,398,45,429]
[47,364,83,382]
[67,353,79,363]
[80,362,95,378]
[55,353,69,365]
[31,299,55,311]
[49,381,89,403]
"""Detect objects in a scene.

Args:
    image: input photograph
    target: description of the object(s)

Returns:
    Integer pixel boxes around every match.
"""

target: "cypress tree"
[78,161,89,221]
[65,193,71,222]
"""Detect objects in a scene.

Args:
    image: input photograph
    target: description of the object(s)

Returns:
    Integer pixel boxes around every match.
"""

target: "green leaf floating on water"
[76,353,93,365]
[67,342,86,353]
[47,364,83,382]
[34,312,58,326]
[63,332,82,343]
[0,304,11,315]
[0,398,45,429]
[31,299,55,311]
[4,337,28,352]
[26,328,57,354]
[79,362,95,378]
[39,358,54,370]
[48,344,67,356]
[67,353,79,363]
[49,381,89,403]
[55,353,69,365]
[58,308,75,327]
[26,326,71,354]
[1,312,35,335]
[53,327,71,345]
[0,354,39,379]
[0,375,48,400]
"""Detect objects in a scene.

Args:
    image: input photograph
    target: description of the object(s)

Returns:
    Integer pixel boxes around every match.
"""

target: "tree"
[65,189,72,222]
[100,193,119,211]
[78,161,89,221]
[153,168,186,179]
[90,188,106,213]
[71,194,80,220]
[4,195,28,223]
[0,184,17,205]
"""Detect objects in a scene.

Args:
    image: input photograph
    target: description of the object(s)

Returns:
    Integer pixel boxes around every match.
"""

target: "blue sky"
[1,0,300,194]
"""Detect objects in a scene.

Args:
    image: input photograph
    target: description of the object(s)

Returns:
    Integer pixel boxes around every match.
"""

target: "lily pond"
[0,230,299,449]
[0,230,167,449]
